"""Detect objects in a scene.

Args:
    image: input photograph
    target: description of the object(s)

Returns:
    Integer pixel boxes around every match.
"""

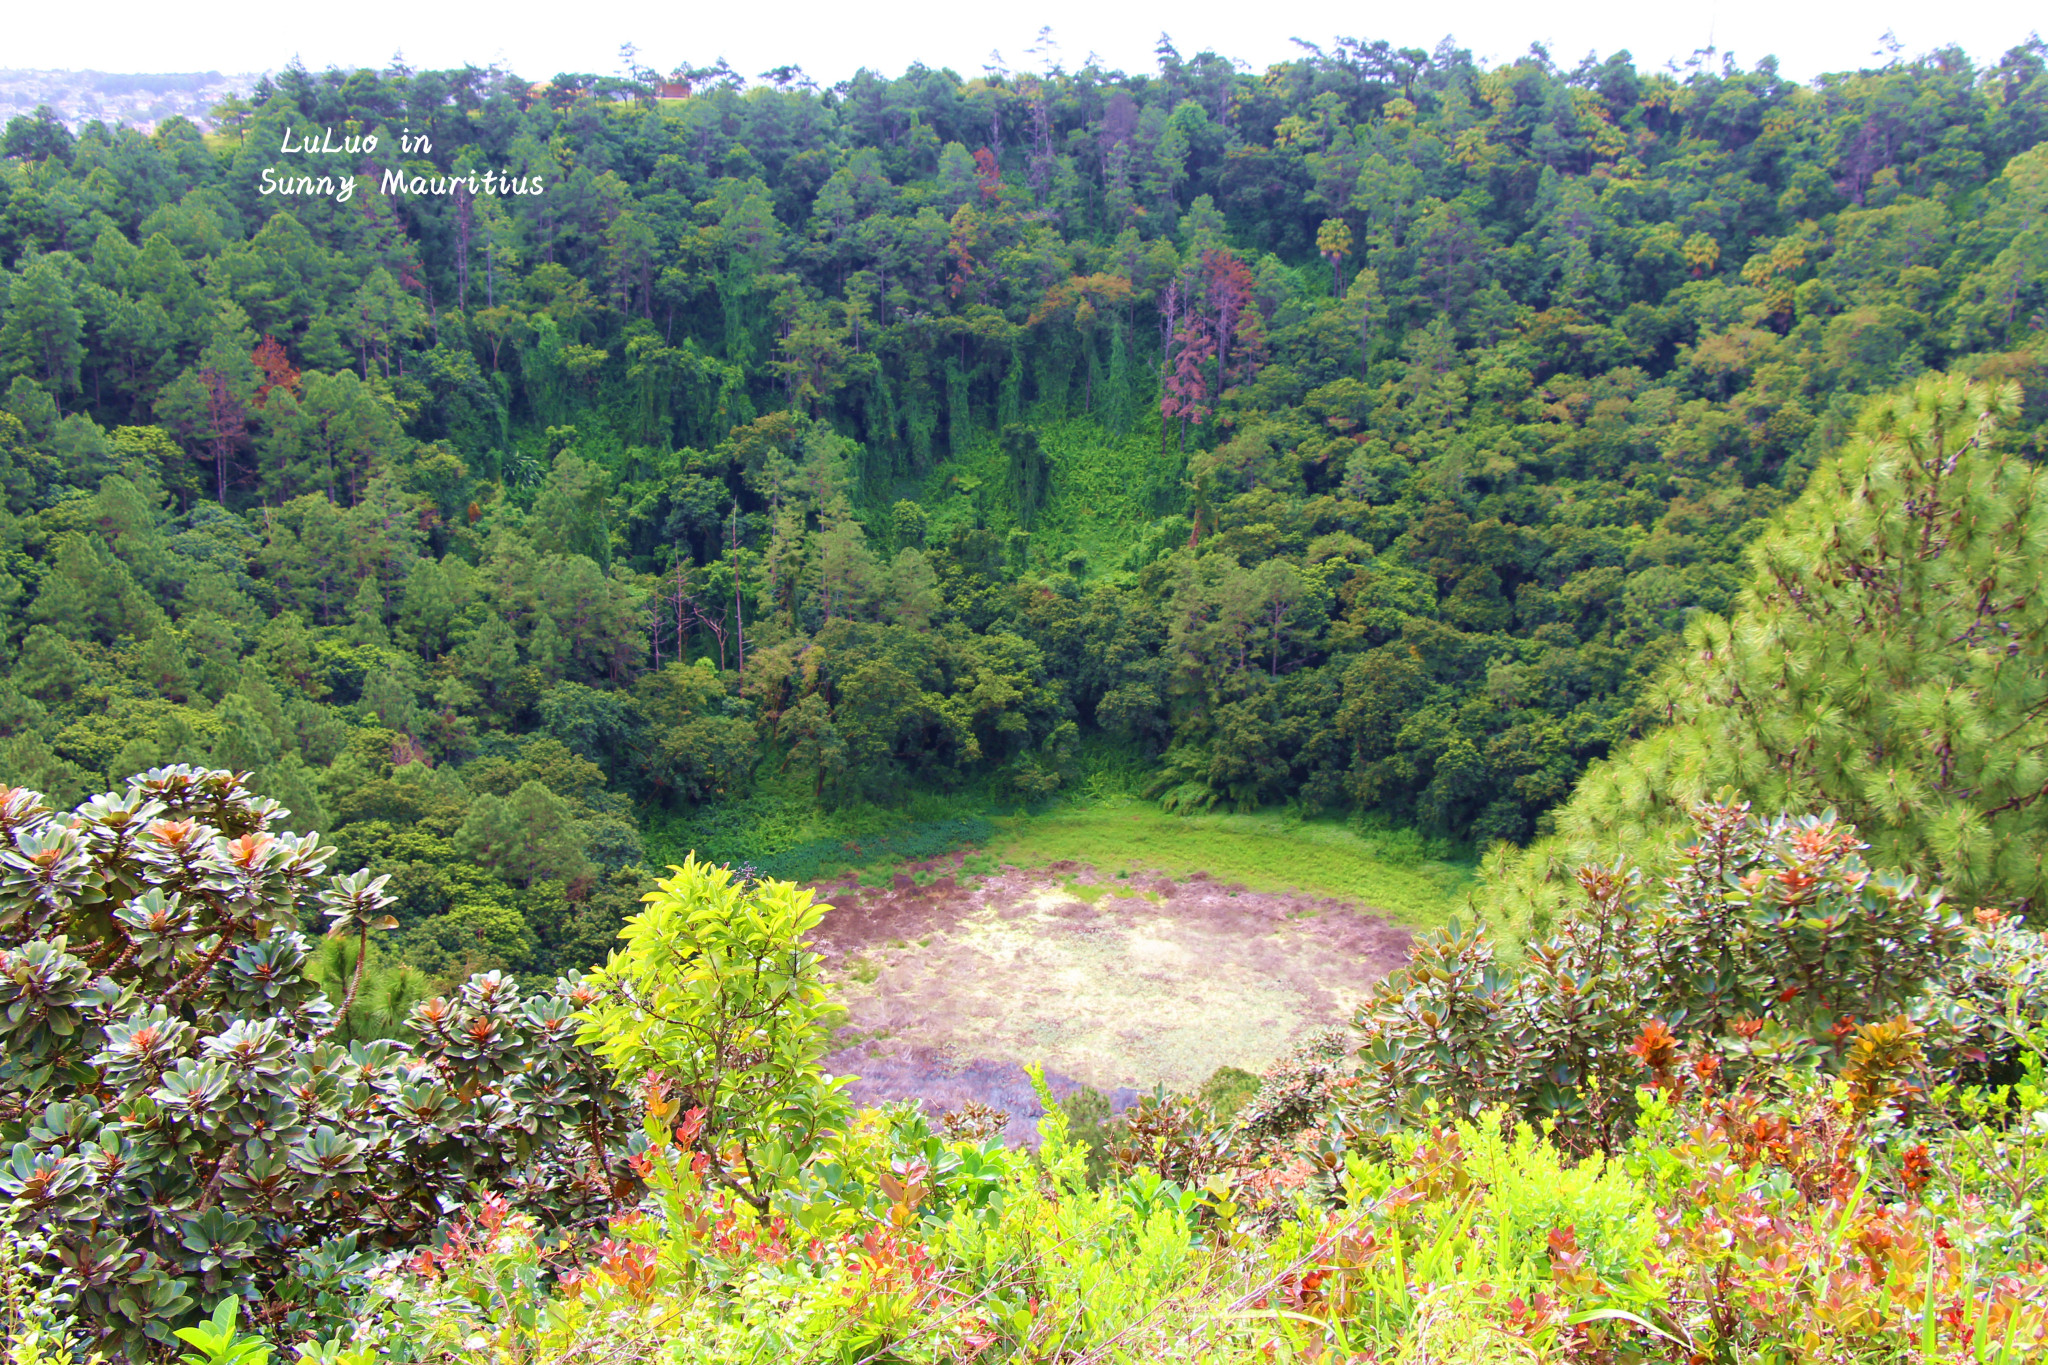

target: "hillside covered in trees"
[7,28,2048,1365]
[2,36,2047,987]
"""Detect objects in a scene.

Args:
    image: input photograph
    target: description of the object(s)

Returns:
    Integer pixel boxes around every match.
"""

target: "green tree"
[90,474,176,594]
[209,691,284,772]
[1485,375,2048,928]
[0,257,86,398]
[30,533,159,643]
[1003,423,1051,529]
[456,780,588,887]
[398,899,536,979]
[459,612,523,713]
[344,267,428,378]
[634,661,757,801]
[575,856,850,1213]
[361,668,419,735]
[890,497,928,551]
[14,625,93,702]
[396,554,476,658]
[530,451,613,569]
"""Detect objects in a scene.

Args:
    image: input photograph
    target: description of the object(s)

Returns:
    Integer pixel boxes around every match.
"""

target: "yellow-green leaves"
[577,855,849,1212]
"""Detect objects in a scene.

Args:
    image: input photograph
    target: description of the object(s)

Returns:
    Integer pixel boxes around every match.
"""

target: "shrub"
[1109,1088,1228,1188]
[0,768,632,1356]
[1198,1064,1262,1124]
[1237,801,1963,1159]
[574,854,851,1213]
[1055,1085,1116,1184]
[1915,907,2048,1086]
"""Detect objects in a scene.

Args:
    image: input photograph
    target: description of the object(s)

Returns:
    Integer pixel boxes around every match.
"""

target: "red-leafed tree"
[1201,247,1267,388]
[251,334,301,407]
[947,206,980,300]
[973,146,1002,201]
[1161,317,1215,451]
[1158,252,1272,452]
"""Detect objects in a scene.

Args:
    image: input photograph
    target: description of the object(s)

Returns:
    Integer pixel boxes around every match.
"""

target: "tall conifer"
[1486,375,2048,927]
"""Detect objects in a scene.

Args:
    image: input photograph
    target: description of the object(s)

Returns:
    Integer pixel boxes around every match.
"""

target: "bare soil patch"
[810,856,1412,1145]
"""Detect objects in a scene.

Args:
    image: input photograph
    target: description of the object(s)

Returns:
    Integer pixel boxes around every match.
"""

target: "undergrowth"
[641,764,1005,884]
[910,414,1177,572]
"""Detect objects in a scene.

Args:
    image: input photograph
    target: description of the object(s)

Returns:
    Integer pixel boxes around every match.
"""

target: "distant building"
[0,69,263,133]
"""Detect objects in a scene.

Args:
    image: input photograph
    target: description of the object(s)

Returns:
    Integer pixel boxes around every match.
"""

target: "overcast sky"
[5,0,2040,87]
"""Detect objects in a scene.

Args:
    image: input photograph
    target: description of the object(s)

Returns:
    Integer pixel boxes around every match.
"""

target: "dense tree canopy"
[1,36,2046,977]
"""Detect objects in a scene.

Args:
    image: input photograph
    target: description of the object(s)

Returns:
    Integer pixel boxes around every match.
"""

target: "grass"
[644,750,1476,932]
[641,764,998,884]
[985,802,1476,932]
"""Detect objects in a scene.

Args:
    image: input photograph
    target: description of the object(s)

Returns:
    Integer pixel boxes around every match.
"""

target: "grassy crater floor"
[983,802,1476,928]
[810,852,1414,1145]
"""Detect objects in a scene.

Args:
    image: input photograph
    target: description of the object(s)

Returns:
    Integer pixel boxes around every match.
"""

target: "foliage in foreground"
[0,768,631,1354]
[311,807,2048,1364]
[1317,800,1968,1155]
[12,769,2048,1363]
[326,1029,2048,1365]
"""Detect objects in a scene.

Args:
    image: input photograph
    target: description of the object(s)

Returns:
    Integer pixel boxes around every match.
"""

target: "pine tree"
[346,577,390,648]
[456,781,585,887]
[16,626,91,703]
[253,753,330,833]
[30,534,160,644]
[1484,374,2048,927]
[106,733,172,783]
[454,792,519,877]
[460,613,523,711]
[505,780,588,886]
[398,555,474,657]
[0,257,85,397]
[210,691,284,772]
[361,669,419,736]
[130,631,195,702]
[91,475,177,596]
[527,612,569,683]
[0,568,19,651]
[255,612,329,700]
[231,663,295,754]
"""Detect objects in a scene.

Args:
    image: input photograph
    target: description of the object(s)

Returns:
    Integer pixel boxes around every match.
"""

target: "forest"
[3,37,2046,977]
[2,29,2048,1363]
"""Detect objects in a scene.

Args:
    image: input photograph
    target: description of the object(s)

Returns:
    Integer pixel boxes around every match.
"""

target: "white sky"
[3,0,2041,87]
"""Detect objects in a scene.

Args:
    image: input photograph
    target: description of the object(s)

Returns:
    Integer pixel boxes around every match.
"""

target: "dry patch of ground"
[809,856,1411,1144]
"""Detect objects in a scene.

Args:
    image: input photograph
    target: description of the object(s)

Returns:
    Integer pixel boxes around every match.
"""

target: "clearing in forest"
[810,855,1413,1145]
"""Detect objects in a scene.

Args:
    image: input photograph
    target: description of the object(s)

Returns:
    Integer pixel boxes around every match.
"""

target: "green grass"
[645,753,1478,935]
[641,764,998,884]
[985,802,1476,932]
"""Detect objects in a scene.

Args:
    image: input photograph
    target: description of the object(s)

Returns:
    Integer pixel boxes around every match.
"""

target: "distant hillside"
[0,68,262,131]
